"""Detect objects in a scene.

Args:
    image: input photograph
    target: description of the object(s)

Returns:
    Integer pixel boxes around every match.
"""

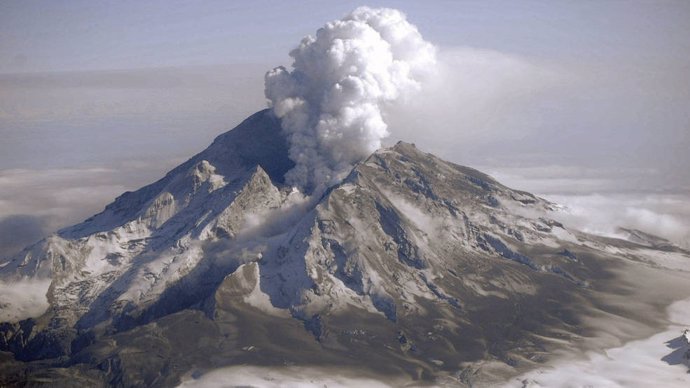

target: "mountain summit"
[1,110,689,387]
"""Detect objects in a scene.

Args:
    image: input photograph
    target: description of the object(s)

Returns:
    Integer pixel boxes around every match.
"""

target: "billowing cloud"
[0,279,52,322]
[265,6,436,192]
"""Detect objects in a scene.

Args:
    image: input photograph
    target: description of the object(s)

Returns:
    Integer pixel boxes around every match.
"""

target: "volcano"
[1,110,689,387]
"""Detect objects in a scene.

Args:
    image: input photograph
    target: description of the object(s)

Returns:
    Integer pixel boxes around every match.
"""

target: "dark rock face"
[1,110,689,386]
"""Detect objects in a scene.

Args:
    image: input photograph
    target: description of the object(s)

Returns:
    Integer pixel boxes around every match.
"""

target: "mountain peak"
[59,110,291,239]
[1,110,689,386]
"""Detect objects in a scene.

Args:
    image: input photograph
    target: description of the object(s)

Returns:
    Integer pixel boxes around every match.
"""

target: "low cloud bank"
[504,297,690,387]
[0,278,51,322]
[0,163,177,259]
[485,165,690,249]
[178,365,397,388]
[547,193,690,249]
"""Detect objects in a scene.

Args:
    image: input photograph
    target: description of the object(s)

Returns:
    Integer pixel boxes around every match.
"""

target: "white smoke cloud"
[0,278,52,322]
[265,6,436,192]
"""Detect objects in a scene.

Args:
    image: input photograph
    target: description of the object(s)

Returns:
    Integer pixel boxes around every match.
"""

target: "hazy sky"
[1,0,689,255]
[2,1,689,73]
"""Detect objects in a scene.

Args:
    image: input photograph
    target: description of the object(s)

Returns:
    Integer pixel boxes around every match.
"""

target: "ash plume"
[265,6,436,192]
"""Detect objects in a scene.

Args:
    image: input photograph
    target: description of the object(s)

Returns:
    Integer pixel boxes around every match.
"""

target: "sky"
[1,0,689,256]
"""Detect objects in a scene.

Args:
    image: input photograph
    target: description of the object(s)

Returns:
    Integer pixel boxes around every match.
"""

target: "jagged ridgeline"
[2,109,688,386]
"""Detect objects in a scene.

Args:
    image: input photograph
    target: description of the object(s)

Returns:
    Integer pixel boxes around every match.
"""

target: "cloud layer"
[178,365,398,388]
[265,6,436,192]
[0,278,51,322]
[548,193,690,249]
[505,297,690,387]
[484,165,690,248]
[0,163,176,259]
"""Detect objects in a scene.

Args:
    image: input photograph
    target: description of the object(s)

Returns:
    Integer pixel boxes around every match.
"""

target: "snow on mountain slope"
[0,110,293,358]
[255,141,591,323]
[1,109,689,387]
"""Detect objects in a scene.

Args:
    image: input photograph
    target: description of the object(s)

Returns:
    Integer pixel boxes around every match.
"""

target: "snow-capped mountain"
[1,110,689,387]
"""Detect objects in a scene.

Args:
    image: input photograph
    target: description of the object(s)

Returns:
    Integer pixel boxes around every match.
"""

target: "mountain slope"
[1,110,689,387]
